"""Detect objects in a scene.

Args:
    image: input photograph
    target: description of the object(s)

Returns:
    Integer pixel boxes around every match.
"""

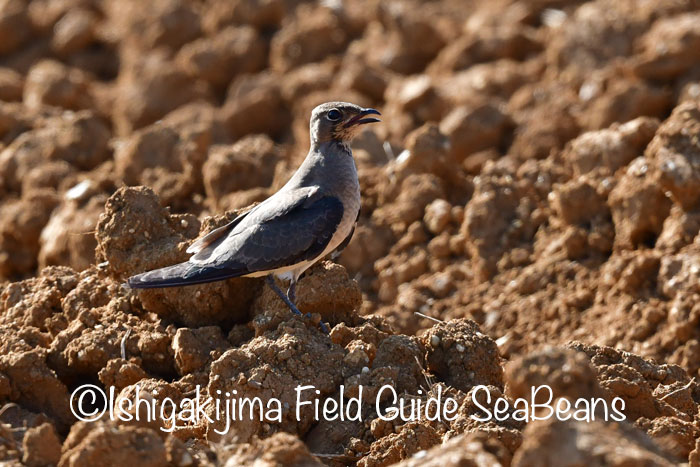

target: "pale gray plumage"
[127,102,380,319]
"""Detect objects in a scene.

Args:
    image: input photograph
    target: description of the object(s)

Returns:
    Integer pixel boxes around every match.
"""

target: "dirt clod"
[423,319,503,392]
[22,422,61,467]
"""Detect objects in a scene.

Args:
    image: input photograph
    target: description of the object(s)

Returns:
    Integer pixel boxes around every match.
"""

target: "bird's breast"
[332,175,361,245]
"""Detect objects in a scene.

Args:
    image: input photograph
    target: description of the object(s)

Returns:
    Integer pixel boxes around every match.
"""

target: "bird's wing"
[190,186,318,264]
[192,188,344,274]
[128,189,343,289]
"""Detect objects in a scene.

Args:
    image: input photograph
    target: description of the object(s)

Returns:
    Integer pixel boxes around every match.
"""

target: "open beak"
[344,108,381,127]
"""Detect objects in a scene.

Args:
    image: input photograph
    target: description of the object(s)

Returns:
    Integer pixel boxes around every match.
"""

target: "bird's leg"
[266,275,329,334]
[266,275,302,316]
[287,279,297,304]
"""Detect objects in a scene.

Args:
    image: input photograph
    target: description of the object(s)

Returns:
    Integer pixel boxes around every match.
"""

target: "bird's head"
[309,102,381,145]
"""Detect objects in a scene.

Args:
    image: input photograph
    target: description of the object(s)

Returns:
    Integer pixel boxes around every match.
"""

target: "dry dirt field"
[1,0,700,465]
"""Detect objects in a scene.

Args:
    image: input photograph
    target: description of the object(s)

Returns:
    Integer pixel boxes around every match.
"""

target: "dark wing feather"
[127,260,248,289]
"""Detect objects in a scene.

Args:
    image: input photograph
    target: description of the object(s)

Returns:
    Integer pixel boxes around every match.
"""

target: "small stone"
[423,199,452,235]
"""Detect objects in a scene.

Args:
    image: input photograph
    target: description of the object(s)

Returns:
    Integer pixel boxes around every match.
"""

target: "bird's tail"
[126,261,246,289]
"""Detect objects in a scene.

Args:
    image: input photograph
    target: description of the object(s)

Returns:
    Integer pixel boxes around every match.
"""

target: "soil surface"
[1,0,700,466]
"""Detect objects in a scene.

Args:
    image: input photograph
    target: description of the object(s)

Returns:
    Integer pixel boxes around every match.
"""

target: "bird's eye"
[327,109,341,121]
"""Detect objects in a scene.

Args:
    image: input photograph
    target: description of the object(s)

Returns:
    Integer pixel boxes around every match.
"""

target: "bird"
[126,102,381,328]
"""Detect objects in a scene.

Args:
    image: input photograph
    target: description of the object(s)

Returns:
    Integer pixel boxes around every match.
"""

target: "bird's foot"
[266,275,328,333]
[288,302,303,316]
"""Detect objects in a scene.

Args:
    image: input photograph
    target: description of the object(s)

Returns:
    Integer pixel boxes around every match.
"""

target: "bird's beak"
[344,108,381,127]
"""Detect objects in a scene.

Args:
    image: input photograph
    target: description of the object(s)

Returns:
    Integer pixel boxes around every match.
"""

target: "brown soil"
[1,0,699,466]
